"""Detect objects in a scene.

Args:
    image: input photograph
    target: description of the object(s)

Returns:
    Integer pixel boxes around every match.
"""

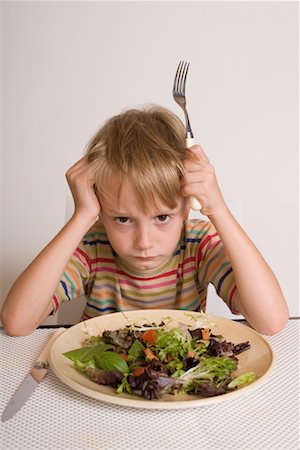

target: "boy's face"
[99,176,189,272]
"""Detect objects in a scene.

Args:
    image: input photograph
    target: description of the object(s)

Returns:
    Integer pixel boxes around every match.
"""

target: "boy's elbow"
[1,309,36,337]
[258,308,289,336]
[265,315,289,336]
[2,322,36,337]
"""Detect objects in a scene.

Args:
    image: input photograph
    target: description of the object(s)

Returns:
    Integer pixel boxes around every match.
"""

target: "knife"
[2,327,65,422]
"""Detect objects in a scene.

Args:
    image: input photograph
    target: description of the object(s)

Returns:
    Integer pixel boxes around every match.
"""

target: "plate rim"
[49,309,275,409]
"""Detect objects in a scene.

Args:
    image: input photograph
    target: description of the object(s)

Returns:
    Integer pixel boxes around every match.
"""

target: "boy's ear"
[183,199,190,221]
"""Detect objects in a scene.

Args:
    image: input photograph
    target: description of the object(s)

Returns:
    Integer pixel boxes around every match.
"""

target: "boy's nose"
[134,226,153,251]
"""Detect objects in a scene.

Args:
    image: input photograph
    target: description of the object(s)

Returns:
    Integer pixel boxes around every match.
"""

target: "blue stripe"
[61,281,71,301]
[83,239,110,246]
[201,246,224,282]
[64,273,74,298]
[216,267,233,295]
[173,245,186,256]
[186,238,202,243]
[88,297,117,306]
[86,303,118,313]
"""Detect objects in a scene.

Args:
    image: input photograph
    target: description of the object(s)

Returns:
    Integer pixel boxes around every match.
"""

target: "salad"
[63,315,256,400]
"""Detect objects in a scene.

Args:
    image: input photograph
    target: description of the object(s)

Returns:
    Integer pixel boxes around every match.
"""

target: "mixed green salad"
[64,315,256,400]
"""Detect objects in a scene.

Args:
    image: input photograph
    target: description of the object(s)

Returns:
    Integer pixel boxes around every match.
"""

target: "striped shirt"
[52,219,240,320]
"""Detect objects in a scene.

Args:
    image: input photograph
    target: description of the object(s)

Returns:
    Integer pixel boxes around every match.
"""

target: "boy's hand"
[181,145,227,216]
[66,158,101,222]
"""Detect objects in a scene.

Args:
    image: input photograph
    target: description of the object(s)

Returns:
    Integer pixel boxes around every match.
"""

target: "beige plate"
[49,310,275,409]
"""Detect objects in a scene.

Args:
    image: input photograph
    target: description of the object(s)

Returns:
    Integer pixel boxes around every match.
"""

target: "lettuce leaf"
[228,372,256,389]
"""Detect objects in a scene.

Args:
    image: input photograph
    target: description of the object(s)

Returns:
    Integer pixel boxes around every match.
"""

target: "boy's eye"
[115,217,129,224]
[157,215,169,222]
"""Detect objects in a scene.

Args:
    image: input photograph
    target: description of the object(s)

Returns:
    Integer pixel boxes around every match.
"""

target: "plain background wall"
[1,1,299,326]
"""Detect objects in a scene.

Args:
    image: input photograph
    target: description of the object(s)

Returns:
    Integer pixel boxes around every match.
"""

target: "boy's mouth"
[134,256,156,261]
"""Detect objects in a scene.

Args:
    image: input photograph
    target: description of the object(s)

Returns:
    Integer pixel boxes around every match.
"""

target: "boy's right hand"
[66,157,101,223]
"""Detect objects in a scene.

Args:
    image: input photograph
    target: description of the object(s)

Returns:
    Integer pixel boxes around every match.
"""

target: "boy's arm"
[207,205,289,335]
[182,145,289,335]
[1,158,100,336]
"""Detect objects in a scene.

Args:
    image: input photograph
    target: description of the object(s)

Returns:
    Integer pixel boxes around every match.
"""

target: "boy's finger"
[184,160,208,172]
[188,145,210,163]
[66,158,89,178]
[87,160,99,182]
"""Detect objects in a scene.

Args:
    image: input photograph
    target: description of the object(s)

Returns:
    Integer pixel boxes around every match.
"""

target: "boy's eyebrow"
[105,206,181,216]
[106,209,129,216]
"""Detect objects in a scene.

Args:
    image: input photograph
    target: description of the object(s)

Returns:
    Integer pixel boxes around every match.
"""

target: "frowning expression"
[99,176,188,272]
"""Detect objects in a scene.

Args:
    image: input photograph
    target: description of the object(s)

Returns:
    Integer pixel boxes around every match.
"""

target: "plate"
[49,310,275,409]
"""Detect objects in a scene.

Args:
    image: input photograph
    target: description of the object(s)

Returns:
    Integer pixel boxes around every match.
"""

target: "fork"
[173,61,202,211]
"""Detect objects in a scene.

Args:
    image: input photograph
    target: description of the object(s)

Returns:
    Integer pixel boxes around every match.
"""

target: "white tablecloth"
[0,320,299,450]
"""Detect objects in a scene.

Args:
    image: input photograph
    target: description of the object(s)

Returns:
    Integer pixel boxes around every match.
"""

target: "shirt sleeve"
[51,239,93,314]
[196,222,240,315]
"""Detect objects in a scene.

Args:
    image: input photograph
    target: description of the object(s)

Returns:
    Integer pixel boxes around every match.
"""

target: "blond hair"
[85,105,190,211]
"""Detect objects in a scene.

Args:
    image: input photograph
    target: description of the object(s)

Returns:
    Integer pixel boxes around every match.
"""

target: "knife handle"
[185,136,202,211]
[31,327,65,383]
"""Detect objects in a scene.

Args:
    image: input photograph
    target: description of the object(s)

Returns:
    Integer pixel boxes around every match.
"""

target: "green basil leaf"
[128,340,145,360]
[94,352,129,373]
[64,343,114,363]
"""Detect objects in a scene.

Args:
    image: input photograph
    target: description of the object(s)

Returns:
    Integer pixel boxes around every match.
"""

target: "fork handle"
[186,136,202,211]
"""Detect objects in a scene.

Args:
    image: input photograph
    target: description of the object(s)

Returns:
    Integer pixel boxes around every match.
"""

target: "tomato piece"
[141,329,158,345]
[119,353,129,361]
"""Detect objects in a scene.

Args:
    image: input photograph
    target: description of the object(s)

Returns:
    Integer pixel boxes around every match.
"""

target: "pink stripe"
[117,268,178,281]
[52,295,59,312]
[181,265,195,275]
[197,233,220,262]
[119,278,176,290]
[92,257,196,279]
[91,257,115,264]
[81,312,92,320]
[76,248,91,270]
[229,285,239,312]
[93,265,177,278]
[178,256,196,268]
[93,266,118,274]
[93,262,195,281]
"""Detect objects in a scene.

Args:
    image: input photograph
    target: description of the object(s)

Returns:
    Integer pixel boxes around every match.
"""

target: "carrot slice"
[144,348,157,360]
[201,328,211,340]
[132,367,145,377]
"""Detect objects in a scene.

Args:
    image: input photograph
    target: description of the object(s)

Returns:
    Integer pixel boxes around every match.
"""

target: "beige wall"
[1,1,299,325]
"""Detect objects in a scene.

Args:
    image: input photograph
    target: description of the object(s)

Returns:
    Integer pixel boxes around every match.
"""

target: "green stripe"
[210,261,230,284]
[180,297,200,310]
[188,228,207,237]
[94,275,118,283]
[84,230,107,239]
[70,259,87,273]
[64,273,75,298]
[88,298,117,306]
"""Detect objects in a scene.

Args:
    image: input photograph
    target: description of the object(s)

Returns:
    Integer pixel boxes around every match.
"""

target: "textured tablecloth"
[0,320,299,450]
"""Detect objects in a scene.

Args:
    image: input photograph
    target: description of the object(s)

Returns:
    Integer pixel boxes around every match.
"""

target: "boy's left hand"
[181,145,227,216]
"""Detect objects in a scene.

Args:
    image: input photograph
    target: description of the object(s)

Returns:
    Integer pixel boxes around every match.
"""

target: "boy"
[1,106,289,336]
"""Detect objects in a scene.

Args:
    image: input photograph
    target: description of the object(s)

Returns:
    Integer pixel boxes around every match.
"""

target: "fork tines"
[173,61,190,96]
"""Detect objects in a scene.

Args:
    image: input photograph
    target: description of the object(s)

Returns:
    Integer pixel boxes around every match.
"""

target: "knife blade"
[2,327,65,422]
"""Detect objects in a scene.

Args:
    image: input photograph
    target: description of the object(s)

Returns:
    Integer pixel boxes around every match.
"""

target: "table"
[0,320,299,450]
